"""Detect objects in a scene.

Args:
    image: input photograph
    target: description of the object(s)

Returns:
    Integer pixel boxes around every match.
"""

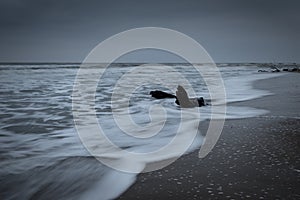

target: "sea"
[0,63,291,199]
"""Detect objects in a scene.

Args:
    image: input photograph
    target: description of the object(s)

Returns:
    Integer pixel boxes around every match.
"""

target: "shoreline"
[118,73,300,199]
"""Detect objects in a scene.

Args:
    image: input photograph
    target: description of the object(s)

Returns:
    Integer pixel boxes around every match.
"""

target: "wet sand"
[118,73,300,199]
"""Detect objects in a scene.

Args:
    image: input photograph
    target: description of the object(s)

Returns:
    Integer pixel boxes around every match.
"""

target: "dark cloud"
[0,0,299,62]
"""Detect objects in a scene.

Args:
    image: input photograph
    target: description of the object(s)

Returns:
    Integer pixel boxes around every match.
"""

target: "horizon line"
[0,62,299,65]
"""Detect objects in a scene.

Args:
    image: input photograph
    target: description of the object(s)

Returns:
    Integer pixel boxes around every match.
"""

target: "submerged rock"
[291,67,299,72]
[258,69,268,72]
[258,66,300,73]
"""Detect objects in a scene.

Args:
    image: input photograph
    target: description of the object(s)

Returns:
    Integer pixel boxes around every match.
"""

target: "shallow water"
[0,63,281,199]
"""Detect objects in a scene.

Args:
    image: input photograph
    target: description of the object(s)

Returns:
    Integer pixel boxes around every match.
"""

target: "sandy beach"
[118,72,300,199]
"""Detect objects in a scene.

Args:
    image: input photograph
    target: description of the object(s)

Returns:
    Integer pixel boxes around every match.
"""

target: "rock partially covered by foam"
[150,85,206,107]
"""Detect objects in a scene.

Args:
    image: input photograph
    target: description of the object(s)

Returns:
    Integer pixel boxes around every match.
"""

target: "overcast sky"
[0,0,299,63]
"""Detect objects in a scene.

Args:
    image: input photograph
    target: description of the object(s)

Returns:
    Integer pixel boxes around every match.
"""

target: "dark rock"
[175,97,205,107]
[197,97,205,107]
[258,69,268,72]
[175,85,206,108]
[272,69,280,73]
[291,68,298,72]
[149,90,176,99]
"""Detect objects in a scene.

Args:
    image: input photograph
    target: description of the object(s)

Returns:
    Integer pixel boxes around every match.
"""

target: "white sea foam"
[79,160,144,200]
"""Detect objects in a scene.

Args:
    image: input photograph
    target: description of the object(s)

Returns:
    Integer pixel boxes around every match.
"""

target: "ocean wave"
[0,63,282,199]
